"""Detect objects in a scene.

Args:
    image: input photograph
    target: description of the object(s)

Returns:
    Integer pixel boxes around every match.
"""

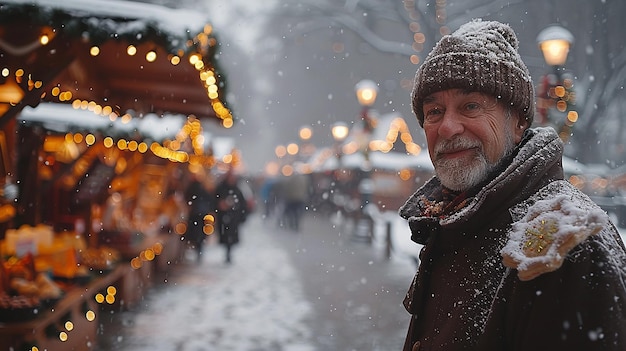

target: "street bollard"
[385,220,392,260]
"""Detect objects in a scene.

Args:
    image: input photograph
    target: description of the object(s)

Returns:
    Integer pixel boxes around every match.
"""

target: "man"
[399,19,626,351]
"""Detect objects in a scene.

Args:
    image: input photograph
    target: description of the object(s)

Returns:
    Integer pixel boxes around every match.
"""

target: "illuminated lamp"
[537,25,574,67]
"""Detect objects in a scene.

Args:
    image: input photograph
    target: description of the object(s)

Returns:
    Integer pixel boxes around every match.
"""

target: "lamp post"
[298,125,315,159]
[354,80,378,162]
[353,79,378,243]
[329,121,349,217]
[536,25,577,138]
[331,121,349,165]
[354,78,378,178]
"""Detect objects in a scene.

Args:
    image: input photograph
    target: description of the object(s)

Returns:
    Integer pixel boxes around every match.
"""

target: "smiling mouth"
[437,147,478,160]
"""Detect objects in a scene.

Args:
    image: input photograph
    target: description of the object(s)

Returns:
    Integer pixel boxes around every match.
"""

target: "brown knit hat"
[412,19,535,127]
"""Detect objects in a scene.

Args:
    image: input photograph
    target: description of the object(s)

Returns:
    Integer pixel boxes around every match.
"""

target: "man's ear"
[514,114,529,143]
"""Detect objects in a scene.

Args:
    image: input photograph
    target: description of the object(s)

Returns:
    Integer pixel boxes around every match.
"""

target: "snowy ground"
[97,212,417,351]
[97,218,316,351]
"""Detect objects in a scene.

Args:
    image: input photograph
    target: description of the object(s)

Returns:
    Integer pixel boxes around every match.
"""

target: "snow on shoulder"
[501,181,607,281]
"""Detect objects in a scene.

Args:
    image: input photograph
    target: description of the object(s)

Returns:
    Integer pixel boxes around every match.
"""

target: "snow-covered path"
[97,215,315,351]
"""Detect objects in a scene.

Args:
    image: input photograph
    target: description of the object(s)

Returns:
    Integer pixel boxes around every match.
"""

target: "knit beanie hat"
[412,19,535,127]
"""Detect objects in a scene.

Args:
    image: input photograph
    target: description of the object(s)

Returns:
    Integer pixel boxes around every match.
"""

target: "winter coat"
[399,127,626,351]
[214,179,247,245]
[185,179,214,244]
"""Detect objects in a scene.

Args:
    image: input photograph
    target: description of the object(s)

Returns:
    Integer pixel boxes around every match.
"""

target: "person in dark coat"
[214,168,247,264]
[184,172,214,262]
[399,19,626,351]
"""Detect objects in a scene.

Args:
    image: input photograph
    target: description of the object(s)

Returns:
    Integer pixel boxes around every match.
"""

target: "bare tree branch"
[276,0,416,56]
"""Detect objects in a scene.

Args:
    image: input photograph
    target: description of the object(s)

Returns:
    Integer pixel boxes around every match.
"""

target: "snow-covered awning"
[18,102,188,142]
[0,0,232,127]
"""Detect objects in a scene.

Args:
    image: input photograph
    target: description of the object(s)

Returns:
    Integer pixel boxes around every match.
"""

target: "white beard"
[434,132,515,192]
[435,151,490,191]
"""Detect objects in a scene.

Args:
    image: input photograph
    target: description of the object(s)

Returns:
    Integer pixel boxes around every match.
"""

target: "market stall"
[0,1,234,349]
[307,113,434,212]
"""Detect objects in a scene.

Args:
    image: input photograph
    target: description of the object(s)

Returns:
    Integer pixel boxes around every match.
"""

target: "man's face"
[421,89,526,191]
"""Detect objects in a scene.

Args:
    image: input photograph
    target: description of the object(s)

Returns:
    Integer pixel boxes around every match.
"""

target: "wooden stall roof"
[0,0,233,128]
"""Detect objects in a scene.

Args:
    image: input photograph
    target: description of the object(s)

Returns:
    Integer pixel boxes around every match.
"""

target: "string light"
[89,46,100,56]
[3,23,233,123]
[145,50,157,62]
[3,17,234,170]
[85,310,96,321]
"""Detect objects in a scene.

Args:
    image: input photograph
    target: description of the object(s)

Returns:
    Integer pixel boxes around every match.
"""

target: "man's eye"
[425,108,442,116]
[423,108,442,123]
[465,102,480,110]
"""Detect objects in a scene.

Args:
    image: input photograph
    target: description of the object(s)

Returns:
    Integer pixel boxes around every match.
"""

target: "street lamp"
[299,125,313,141]
[352,79,378,243]
[329,121,349,218]
[537,25,574,67]
[331,122,349,143]
[331,121,349,165]
[355,79,378,107]
[299,125,315,158]
[536,25,577,137]
[354,79,378,163]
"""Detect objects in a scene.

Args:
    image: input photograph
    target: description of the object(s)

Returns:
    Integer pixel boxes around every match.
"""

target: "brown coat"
[399,128,626,351]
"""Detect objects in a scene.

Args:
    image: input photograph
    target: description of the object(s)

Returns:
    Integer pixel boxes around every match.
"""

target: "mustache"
[434,137,482,159]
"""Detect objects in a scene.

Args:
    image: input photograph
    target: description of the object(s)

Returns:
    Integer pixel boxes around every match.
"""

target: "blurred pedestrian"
[259,176,279,220]
[281,171,311,232]
[184,172,214,262]
[399,19,626,351]
[215,168,248,264]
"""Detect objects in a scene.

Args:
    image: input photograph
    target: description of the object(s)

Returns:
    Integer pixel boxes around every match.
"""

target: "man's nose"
[438,111,464,139]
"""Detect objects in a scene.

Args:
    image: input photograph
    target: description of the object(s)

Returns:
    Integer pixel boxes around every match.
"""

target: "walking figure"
[281,172,311,232]
[184,172,214,262]
[215,169,248,264]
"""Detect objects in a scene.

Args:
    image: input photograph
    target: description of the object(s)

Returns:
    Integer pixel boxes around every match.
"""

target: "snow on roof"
[329,150,432,171]
[135,113,186,141]
[18,103,188,141]
[311,112,433,172]
[19,103,113,132]
[1,0,209,45]
[17,103,237,157]
[313,145,432,173]
[370,151,433,171]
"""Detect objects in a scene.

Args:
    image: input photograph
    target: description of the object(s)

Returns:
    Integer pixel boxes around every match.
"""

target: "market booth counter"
[0,218,190,350]
[0,224,185,351]
[0,264,123,351]
[0,126,196,350]
[0,101,220,348]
